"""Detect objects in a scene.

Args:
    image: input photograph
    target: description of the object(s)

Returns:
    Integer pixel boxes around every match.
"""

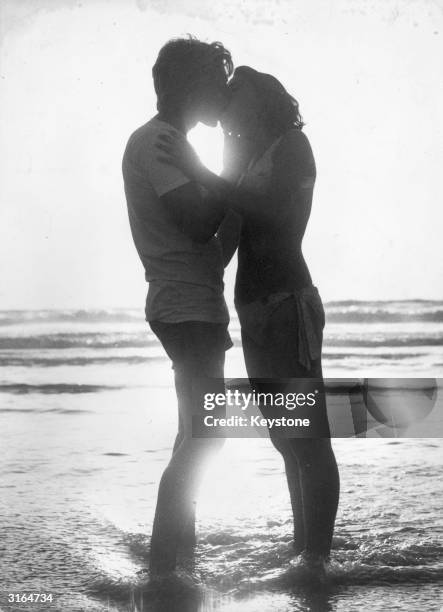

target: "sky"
[0,0,442,309]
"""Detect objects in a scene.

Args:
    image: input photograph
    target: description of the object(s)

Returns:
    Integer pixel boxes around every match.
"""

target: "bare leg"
[171,393,196,549]
[242,322,340,560]
[288,438,339,558]
[269,437,305,553]
[268,385,339,559]
[150,436,223,573]
[242,332,307,552]
[150,369,225,575]
[269,434,339,565]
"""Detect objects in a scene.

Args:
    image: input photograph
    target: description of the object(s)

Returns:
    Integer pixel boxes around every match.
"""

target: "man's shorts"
[149,320,232,376]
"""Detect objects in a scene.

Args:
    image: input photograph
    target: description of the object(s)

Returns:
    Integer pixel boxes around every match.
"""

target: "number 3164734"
[8,593,54,603]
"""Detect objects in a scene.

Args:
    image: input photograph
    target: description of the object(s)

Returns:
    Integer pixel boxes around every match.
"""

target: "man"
[122,37,233,575]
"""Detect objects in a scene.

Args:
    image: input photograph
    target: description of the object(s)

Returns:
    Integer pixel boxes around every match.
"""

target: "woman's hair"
[152,36,233,113]
[231,66,304,136]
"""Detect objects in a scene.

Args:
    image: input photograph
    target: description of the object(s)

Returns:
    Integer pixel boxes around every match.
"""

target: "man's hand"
[156,131,205,182]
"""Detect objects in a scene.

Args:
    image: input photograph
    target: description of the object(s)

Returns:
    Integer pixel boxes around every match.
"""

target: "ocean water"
[0,302,442,612]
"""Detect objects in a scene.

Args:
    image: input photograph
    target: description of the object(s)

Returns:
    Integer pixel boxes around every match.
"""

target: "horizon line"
[1,298,443,312]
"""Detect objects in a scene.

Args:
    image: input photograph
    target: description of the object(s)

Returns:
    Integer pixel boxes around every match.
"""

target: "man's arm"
[157,131,266,215]
[160,182,226,244]
[156,129,315,224]
[216,209,242,267]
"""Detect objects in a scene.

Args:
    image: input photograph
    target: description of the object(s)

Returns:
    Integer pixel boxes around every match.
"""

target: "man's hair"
[152,36,233,113]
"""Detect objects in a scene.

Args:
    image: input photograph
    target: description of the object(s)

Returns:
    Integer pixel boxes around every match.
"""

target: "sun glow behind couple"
[188,123,225,176]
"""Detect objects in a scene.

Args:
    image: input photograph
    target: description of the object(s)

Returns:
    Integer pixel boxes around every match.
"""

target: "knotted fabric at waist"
[235,285,325,371]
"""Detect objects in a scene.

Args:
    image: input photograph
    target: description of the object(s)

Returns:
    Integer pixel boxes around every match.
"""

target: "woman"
[157,66,340,579]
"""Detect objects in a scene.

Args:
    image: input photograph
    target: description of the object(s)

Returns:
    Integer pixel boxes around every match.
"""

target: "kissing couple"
[122,35,339,583]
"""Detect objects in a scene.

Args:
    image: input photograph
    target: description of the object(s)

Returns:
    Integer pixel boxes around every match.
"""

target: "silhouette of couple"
[122,36,339,582]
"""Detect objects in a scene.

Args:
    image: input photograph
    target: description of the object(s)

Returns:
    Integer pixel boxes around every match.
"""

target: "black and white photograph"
[1,1,442,611]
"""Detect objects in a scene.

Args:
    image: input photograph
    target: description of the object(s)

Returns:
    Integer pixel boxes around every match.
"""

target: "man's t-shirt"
[122,118,229,324]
